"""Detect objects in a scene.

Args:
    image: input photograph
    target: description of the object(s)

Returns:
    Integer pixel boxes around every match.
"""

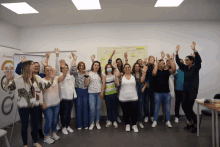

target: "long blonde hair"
[21,60,38,85]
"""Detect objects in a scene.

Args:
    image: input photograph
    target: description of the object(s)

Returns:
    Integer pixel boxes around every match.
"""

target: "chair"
[199,94,220,128]
[0,129,10,147]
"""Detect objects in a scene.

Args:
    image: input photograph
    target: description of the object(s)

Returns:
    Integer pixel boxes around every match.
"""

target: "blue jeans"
[138,92,144,122]
[60,99,74,128]
[154,93,171,122]
[104,94,118,122]
[18,106,40,145]
[43,104,60,136]
[76,88,89,128]
[89,93,102,124]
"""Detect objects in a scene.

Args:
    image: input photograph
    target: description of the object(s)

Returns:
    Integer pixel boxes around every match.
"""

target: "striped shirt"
[104,74,117,95]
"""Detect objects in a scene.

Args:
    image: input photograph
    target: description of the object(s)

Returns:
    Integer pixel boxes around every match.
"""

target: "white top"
[169,72,177,98]
[10,75,49,108]
[119,75,138,102]
[88,71,102,93]
[59,73,77,100]
[55,56,77,100]
[43,76,60,107]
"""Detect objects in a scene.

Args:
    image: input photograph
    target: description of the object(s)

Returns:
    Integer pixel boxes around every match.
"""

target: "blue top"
[174,69,184,91]
[15,62,45,78]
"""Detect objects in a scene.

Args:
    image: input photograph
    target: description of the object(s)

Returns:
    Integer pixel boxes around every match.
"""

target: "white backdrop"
[0,47,22,129]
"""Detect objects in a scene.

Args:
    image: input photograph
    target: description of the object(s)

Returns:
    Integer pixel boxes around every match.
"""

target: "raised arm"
[84,67,90,87]
[54,48,61,76]
[124,52,128,64]
[108,50,115,64]
[191,41,202,71]
[41,51,50,67]
[175,45,187,71]
[70,51,78,77]
[166,54,176,74]
[141,65,148,82]
[15,56,27,75]
[152,57,159,76]
[58,60,67,83]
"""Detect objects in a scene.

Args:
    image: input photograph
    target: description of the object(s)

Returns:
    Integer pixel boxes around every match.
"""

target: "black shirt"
[153,69,170,93]
[175,52,202,93]
[145,64,154,90]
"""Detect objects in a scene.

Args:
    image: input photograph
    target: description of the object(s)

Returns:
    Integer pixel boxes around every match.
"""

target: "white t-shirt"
[59,73,77,100]
[119,75,138,102]
[43,76,60,107]
[169,72,177,98]
[88,72,102,93]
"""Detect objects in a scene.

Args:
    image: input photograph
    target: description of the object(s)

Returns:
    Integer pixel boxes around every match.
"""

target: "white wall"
[0,20,20,48]
[19,21,220,115]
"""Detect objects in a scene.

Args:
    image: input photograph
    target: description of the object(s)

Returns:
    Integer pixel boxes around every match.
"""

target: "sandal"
[34,143,42,147]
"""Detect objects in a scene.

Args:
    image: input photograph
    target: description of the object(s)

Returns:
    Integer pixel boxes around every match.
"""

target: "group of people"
[4,41,202,147]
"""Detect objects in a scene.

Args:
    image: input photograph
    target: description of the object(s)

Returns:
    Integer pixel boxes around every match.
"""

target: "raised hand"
[161,51,165,59]
[91,55,95,61]
[124,52,128,59]
[69,55,72,60]
[191,41,196,51]
[156,57,159,64]
[21,56,27,63]
[54,48,60,57]
[165,54,171,60]
[176,45,180,53]
[144,58,148,65]
[112,50,115,56]
[142,65,148,73]
[59,59,66,67]
[191,53,195,58]
[71,50,75,58]
[171,53,175,59]
[113,61,117,68]
[41,61,47,67]
[46,51,50,59]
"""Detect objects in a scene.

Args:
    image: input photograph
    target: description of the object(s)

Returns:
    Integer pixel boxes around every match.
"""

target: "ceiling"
[0,0,220,27]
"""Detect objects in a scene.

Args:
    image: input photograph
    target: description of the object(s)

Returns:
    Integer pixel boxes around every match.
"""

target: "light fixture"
[154,0,184,7]
[1,2,38,14]
[72,0,101,10]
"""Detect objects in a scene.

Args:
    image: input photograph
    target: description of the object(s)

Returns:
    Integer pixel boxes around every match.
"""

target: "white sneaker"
[106,121,112,127]
[96,122,101,129]
[175,117,179,123]
[51,133,60,141]
[106,119,109,123]
[78,128,82,130]
[62,127,68,135]
[132,125,138,133]
[44,136,54,144]
[152,121,157,128]
[150,117,154,122]
[166,121,172,128]
[89,123,94,130]
[144,117,148,122]
[126,124,130,132]
[113,121,118,128]
[138,122,144,128]
[117,117,122,123]
[57,125,61,131]
[84,127,88,130]
[67,126,74,133]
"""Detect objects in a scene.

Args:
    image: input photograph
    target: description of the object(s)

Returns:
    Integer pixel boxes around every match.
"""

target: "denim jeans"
[43,104,60,136]
[138,92,144,122]
[89,93,102,124]
[60,99,74,128]
[144,88,155,118]
[75,88,89,128]
[154,93,171,122]
[104,93,118,122]
[18,106,40,145]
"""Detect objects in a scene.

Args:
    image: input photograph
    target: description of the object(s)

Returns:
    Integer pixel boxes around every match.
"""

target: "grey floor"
[0,116,214,147]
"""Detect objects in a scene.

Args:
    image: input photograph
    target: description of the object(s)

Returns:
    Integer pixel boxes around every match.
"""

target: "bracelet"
[84,75,89,78]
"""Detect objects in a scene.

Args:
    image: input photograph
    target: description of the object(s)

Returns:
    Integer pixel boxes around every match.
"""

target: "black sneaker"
[39,129,44,138]
[190,127,197,133]
[184,124,193,130]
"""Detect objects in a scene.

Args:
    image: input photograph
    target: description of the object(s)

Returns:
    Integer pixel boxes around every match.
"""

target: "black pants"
[18,106,40,145]
[175,90,183,118]
[105,94,118,122]
[60,99,74,128]
[120,101,138,126]
[182,90,198,124]
[144,88,154,118]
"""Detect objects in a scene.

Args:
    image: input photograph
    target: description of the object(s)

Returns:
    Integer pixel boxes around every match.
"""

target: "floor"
[0,116,214,147]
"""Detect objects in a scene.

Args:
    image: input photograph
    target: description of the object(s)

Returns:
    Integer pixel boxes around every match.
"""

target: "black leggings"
[175,90,183,118]
[182,90,198,124]
[120,101,138,126]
